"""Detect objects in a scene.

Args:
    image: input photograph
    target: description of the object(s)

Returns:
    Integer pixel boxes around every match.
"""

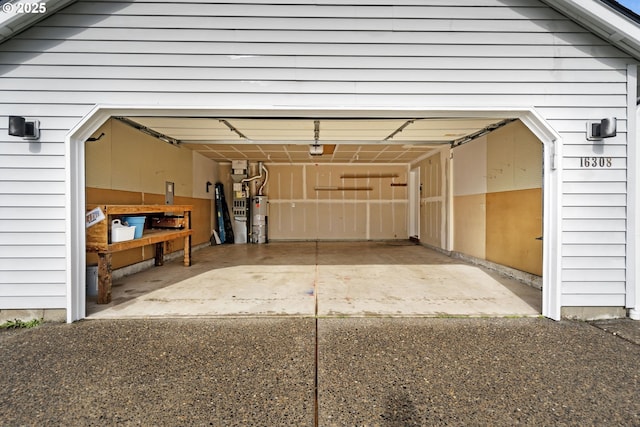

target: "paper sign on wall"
[86,207,105,228]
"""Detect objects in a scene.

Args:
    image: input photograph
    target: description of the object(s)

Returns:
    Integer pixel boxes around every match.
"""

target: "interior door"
[408,167,420,240]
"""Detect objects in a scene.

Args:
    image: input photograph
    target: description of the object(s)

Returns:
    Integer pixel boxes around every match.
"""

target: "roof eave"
[542,0,640,60]
[0,0,77,44]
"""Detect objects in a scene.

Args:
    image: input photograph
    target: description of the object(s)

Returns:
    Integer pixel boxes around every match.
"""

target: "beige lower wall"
[486,188,543,276]
[453,188,542,276]
[453,194,486,259]
[420,200,442,247]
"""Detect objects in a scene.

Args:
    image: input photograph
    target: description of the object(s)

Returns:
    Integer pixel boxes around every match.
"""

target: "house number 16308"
[579,157,612,168]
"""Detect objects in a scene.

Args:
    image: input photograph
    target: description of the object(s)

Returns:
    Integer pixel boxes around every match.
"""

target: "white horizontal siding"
[563,269,625,281]
[562,194,626,207]
[563,145,627,157]
[0,168,66,181]
[0,93,629,109]
[21,24,609,42]
[52,3,586,19]
[1,194,66,207]
[0,53,630,70]
[562,256,627,269]
[562,219,627,232]
[563,169,627,182]
[0,207,66,219]
[0,141,67,156]
[0,258,66,270]
[1,270,66,283]
[563,244,626,257]
[0,80,628,96]
[0,283,66,297]
[0,296,66,309]
[563,206,626,219]
[0,245,66,257]
[41,15,588,32]
[0,67,628,83]
[0,155,66,168]
[563,231,626,245]
[3,40,627,58]
[0,0,633,312]
[562,294,626,306]
[0,219,65,232]
[563,282,626,294]
[563,182,627,194]
[0,181,65,194]
[1,232,66,245]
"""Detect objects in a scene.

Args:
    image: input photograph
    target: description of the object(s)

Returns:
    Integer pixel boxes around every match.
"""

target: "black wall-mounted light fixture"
[8,116,40,140]
[206,181,213,193]
[587,117,617,141]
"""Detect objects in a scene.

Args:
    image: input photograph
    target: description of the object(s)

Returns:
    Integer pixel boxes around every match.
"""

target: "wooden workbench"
[86,204,193,304]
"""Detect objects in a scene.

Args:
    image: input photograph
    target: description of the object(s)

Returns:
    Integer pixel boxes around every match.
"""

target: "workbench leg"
[184,210,192,266]
[97,253,112,304]
[184,235,192,266]
[155,242,164,266]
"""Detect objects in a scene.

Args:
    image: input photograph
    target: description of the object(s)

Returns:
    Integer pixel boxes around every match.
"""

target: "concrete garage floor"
[87,241,541,319]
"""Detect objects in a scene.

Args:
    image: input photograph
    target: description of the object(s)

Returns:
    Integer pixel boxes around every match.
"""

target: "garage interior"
[84,115,543,318]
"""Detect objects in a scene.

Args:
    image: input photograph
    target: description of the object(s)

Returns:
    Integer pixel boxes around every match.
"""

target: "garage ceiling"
[122,117,506,164]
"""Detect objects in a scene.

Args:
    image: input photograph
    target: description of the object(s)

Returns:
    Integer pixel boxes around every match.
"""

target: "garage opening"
[80,114,545,319]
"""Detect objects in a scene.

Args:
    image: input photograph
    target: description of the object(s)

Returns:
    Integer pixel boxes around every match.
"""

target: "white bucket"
[111,219,135,242]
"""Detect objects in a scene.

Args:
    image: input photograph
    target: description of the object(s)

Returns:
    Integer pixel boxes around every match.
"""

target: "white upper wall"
[453,137,488,197]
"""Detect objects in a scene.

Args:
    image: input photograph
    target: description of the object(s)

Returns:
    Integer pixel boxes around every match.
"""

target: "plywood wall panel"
[265,163,406,240]
[268,165,305,199]
[370,202,408,240]
[269,201,319,240]
[420,200,442,247]
[486,188,543,275]
[453,194,486,259]
[86,187,142,205]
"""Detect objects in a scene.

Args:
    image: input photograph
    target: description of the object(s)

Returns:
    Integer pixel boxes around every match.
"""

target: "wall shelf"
[340,173,399,179]
[314,186,373,191]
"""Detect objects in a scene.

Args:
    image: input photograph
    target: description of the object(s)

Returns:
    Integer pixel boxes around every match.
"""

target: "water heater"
[251,196,268,244]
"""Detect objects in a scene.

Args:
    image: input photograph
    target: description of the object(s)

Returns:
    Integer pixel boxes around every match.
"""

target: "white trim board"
[66,105,562,322]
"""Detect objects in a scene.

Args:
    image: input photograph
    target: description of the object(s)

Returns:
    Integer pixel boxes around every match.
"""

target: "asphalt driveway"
[1,317,638,426]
